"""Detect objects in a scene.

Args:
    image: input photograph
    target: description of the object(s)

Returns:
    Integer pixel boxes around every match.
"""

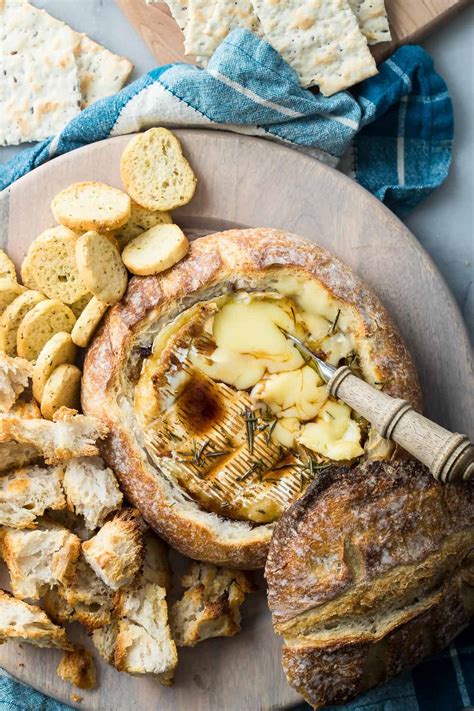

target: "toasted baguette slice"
[0,352,33,412]
[114,584,177,684]
[82,510,143,591]
[0,279,26,317]
[63,456,123,530]
[76,231,128,305]
[51,182,131,232]
[2,526,81,599]
[70,293,93,318]
[120,128,197,211]
[0,290,45,356]
[171,562,254,647]
[20,226,88,305]
[71,296,108,348]
[17,300,76,361]
[0,250,17,282]
[57,647,97,690]
[122,224,189,276]
[40,363,82,420]
[0,408,108,471]
[0,464,66,528]
[33,332,77,403]
[114,200,172,251]
[0,589,71,650]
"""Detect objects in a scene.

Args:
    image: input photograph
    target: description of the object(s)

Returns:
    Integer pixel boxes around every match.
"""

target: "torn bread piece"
[57,647,97,689]
[251,0,377,95]
[0,352,33,413]
[114,584,178,684]
[63,456,123,530]
[140,532,170,590]
[0,407,108,471]
[91,621,119,664]
[82,510,143,591]
[171,562,254,646]
[2,526,81,599]
[0,464,66,529]
[0,589,71,649]
[43,553,114,631]
[348,0,391,45]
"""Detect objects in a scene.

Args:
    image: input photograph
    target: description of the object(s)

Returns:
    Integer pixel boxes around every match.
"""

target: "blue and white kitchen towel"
[0,29,454,217]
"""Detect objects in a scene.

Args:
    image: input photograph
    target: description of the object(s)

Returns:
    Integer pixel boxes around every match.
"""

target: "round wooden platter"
[0,129,472,711]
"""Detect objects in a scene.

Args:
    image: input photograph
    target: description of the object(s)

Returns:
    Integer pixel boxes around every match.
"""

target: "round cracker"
[0,250,17,281]
[20,226,89,304]
[114,200,173,251]
[0,290,46,356]
[33,331,78,402]
[70,293,93,318]
[71,297,109,348]
[40,363,82,420]
[122,223,189,276]
[17,299,76,361]
[51,181,131,232]
[0,279,26,317]
[75,231,128,305]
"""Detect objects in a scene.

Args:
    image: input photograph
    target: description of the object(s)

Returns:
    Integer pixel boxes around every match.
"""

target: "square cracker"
[183,0,217,57]
[75,35,133,107]
[165,0,190,33]
[250,0,377,95]
[184,0,261,58]
[0,52,80,146]
[348,0,391,45]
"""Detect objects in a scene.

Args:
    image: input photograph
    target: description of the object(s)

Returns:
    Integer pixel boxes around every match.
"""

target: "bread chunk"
[2,526,81,599]
[20,226,88,304]
[122,223,189,276]
[113,584,177,684]
[171,562,254,647]
[265,460,474,709]
[63,456,123,530]
[140,532,170,589]
[0,408,108,471]
[120,128,197,211]
[43,553,114,631]
[0,464,66,528]
[82,510,143,590]
[0,352,33,413]
[0,589,71,649]
[57,647,97,689]
[51,182,131,233]
[91,620,119,664]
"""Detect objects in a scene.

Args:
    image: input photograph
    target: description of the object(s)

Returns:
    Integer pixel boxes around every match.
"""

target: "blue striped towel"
[0,29,466,711]
[0,30,453,217]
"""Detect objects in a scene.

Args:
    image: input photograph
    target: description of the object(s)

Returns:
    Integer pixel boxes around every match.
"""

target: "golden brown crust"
[265,460,474,708]
[82,229,421,568]
[57,647,97,690]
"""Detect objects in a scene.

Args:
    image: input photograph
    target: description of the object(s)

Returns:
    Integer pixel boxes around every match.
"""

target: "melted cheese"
[251,366,327,421]
[298,401,364,461]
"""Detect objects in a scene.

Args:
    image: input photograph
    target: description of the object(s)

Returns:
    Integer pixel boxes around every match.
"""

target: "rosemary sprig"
[237,460,265,483]
[265,418,278,445]
[206,450,230,458]
[242,407,258,455]
[329,309,341,334]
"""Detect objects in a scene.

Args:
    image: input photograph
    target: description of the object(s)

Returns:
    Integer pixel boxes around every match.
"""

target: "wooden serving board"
[0,130,472,710]
[115,0,472,66]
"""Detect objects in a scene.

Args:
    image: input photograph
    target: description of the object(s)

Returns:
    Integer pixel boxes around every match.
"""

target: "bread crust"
[265,460,474,708]
[82,229,421,569]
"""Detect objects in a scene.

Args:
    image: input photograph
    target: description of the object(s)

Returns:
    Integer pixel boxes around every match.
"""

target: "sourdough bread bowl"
[82,228,421,568]
[265,460,474,708]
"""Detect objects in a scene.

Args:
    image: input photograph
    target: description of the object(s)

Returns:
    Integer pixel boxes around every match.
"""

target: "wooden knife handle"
[327,366,474,483]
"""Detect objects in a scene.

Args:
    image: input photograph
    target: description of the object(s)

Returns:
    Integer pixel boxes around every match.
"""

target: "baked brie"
[82,229,421,568]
